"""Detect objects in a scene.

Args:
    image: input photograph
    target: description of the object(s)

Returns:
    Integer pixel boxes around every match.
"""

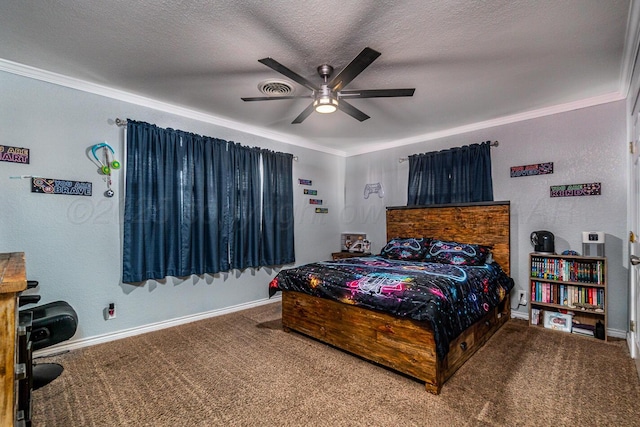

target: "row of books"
[531,281,604,309]
[530,256,604,284]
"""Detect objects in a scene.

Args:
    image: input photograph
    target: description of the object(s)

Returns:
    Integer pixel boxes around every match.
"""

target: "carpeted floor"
[31,301,640,426]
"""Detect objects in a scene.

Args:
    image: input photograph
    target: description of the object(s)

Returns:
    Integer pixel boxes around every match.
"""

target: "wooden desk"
[1,252,27,427]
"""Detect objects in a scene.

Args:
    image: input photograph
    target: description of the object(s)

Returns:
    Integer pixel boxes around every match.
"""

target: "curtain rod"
[115,118,298,161]
[398,140,499,163]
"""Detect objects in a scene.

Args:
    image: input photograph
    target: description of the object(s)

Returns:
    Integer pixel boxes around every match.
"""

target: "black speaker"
[595,320,605,340]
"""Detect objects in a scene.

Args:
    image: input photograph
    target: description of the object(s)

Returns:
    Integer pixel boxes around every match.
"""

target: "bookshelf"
[528,253,607,341]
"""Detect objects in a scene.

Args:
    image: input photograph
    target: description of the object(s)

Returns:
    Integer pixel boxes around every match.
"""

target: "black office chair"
[19,281,78,389]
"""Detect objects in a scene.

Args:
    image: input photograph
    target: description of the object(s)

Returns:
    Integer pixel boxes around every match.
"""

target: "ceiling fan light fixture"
[313,96,338,113]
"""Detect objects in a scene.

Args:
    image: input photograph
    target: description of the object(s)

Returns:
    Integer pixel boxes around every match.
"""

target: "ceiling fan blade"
[328,47,381,92]
[292,103,316,124]
[258,58,319,92]
[241,95,311,101]
[338,88,415,99]
[337,99,370,122]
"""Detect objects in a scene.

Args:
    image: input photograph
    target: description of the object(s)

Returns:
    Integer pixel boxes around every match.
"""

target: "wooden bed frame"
[281,201,511,394]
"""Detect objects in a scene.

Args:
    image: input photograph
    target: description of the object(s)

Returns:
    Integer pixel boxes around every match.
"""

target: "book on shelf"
[531,308,540,325]
[571,322,595,336]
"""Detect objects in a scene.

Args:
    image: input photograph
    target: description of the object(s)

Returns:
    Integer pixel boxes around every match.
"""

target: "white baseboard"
[510,310,529,321]
[34,295,626,358]
[607,327,627,339]
[34,295,282,358]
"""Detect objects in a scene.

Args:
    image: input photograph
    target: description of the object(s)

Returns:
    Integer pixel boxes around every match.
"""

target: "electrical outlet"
[104,303,116,320]
[517,290,527,306]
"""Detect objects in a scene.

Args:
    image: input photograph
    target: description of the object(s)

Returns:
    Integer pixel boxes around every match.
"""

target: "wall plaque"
[31,177,92,196]
[550,182,600,198]
[0,145,30,164]
[510,162,553,177]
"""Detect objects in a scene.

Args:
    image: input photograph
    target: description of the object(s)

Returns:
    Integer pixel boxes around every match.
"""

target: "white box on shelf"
[543,311,572,333]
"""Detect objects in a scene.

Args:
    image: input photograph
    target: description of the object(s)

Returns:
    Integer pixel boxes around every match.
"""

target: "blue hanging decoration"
[91,142,120,197]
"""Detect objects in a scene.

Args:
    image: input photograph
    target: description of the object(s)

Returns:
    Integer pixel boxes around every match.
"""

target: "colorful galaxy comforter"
[269,256,514,359]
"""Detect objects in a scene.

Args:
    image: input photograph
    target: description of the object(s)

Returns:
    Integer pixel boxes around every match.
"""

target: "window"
[122,120,294,283]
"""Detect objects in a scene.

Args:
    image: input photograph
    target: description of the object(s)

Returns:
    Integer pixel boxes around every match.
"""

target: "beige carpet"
[32,302,640,426]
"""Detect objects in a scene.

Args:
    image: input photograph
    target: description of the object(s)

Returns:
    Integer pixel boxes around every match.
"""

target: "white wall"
[344,101,628,332]
[0,71,343,343]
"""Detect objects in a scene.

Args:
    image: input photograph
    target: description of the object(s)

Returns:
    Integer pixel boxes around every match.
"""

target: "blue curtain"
[228,143,261,270]
[260,149,295,266]
[407,141,493,205]
[184,133,232,275]
[123,120,294,283]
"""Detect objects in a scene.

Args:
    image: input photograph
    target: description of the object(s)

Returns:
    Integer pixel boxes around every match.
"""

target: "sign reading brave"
[31,177,92,196]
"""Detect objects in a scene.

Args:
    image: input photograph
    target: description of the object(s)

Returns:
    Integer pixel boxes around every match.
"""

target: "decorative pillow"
[380,237,431,260]
[425,240,492,266]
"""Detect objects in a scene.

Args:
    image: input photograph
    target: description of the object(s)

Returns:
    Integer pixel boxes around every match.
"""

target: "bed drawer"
[443,302,505,378]
[475,308,499,339]
[446,326,475,372]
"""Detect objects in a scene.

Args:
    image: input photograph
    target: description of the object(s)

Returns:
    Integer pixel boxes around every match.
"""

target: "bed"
[269,201,513,394]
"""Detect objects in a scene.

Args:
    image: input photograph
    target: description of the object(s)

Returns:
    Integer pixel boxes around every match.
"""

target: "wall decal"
[298,179,312,186]
[315,208,328,213]
[0,145,30,164]
[510,162,553,177]
[364,182,384,198]
[31,177,92,196]
[309,199,323,205]
[550,182,600,198]
[303,189,317,195]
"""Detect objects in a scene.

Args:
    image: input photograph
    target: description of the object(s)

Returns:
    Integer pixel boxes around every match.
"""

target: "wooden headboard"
[386,201,511,275]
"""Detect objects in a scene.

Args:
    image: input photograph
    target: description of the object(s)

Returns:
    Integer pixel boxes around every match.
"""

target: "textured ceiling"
[0,0,633,156]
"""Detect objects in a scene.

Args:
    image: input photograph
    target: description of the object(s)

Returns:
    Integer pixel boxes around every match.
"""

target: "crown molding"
[344,91,625,157]
[0,58,347,157]
[0,58,625,159]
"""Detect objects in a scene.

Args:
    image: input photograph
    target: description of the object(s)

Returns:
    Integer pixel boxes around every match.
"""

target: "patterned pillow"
[425,240,492,266]
[380,237,431,260]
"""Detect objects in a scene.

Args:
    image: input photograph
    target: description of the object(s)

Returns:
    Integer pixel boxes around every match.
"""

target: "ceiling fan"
[241,47,415,124]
